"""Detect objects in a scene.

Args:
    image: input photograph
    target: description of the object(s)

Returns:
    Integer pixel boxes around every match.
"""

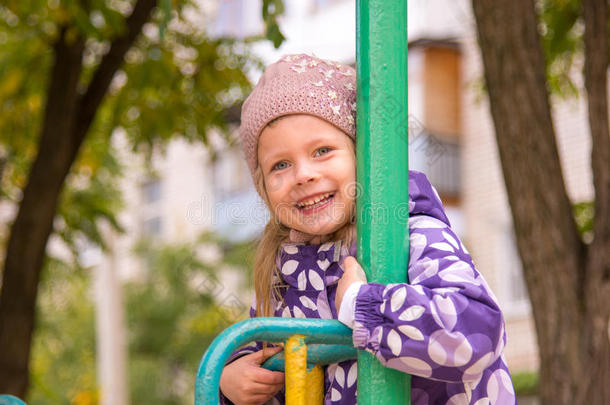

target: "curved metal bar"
[262,344,357,372]
[0,395,27,405]
[194,317,352,405]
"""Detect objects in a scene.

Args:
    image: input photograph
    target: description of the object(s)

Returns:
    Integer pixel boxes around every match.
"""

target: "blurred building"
[92,0,595,401]
[408,0,593,374]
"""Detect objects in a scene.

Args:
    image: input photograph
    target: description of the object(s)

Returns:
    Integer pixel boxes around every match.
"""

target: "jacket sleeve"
[346,214,506,383]
[219,303,265,404]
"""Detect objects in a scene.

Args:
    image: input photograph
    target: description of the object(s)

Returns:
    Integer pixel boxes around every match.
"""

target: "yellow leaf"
[71,390,99,405]
[0,69,23,98]
[28,94,42,111]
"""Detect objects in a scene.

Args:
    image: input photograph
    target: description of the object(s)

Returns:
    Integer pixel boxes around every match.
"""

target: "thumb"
[345,256,367,281]
[344,256,358,271]
[251,346,283,365]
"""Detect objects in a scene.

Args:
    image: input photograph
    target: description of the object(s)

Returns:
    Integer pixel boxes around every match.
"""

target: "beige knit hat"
[239,54,356,176]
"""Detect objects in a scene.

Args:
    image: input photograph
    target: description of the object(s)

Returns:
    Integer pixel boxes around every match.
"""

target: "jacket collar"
[275,240,356,288]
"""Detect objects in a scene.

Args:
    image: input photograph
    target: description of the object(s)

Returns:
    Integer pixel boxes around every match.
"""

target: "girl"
[219,54,516,405]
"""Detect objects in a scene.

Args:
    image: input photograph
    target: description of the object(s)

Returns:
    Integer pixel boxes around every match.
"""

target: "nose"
[294,161,320,186]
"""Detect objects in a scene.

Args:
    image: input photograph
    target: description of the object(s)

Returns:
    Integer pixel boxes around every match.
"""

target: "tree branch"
[72,0,158,150]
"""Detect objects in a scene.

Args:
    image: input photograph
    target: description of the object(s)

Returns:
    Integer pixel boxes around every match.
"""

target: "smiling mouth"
[296,192,335,211]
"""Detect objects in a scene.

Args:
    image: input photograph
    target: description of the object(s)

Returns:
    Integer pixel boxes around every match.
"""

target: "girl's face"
[258,114,356,237]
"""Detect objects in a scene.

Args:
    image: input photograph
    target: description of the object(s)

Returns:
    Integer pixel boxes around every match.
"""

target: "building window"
[142,216,162,237]
[407,42,462,203]
[140,178,163,239]
[211,143,268,242]
[311,0,344,13]
[213,0,244,38]
[212,147,250,200]
[142,179,161,203]
[408,128,461,199]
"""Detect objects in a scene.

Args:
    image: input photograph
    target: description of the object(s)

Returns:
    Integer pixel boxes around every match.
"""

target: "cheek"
[264,175,289,209]
[264,173,287,196]
[338,161,357,199]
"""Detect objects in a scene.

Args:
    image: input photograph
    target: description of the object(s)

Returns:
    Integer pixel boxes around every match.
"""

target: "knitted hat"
[239,54,356,176]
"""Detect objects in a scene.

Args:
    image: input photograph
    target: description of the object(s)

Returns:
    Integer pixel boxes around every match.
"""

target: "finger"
[249,346,283,364]
[243,381,284,399]
[258,382,284,395]
[252,368,285,385]
[248,392,281,405]
[261,345,284,360]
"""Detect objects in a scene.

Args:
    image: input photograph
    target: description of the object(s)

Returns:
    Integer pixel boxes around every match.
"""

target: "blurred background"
[0,0,599,404]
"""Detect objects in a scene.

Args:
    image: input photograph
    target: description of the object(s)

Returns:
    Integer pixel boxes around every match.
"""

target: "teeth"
[297,192,332,208]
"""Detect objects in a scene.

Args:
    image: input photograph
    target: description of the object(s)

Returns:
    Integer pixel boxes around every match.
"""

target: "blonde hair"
[252,167,356,317]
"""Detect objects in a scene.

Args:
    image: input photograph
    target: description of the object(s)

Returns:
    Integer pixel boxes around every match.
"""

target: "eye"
[315,147,332,156]
[271,161,289,171]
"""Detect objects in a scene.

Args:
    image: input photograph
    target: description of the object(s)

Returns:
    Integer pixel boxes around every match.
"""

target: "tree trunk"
[0,28,85,396]
[0,0,157,396]
[471,0,609,404]
[582,0,610,403]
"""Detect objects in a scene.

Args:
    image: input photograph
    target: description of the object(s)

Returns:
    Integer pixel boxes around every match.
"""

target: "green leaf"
[262,0,286,48]
[511,371,539,396]
[539,0,582,98]
[573,201,594,242]
[159,0,171,39]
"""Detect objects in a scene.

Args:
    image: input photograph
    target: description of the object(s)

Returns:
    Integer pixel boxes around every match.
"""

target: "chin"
[298,222,344,237]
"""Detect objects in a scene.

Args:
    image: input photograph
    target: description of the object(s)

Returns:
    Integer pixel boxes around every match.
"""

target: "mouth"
[295,192,335,212]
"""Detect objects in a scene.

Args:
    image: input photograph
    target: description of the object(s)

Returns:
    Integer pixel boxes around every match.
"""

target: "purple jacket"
[221,171,516,404]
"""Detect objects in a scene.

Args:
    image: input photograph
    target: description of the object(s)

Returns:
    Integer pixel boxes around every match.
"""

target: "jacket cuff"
[337,282,364,328]
[352,283,386,350]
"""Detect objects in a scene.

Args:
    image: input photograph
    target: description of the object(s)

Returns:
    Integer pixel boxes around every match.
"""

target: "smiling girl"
[219,54,516,405]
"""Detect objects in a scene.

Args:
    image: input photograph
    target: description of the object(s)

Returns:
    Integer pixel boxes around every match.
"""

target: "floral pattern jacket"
[220,171,516,404]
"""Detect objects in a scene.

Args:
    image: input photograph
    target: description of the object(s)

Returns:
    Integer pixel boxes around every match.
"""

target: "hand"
[335,256,367,311]
[220,346,284,405]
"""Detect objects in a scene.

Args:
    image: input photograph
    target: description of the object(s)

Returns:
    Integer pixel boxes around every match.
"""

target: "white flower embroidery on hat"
[344,82,354,91]
[331,104,342,115]
[290,66,306,74]
[351,102,357,111]
[312,80,324,87]
[323,69,335,80]
[347,115,354,124]
[308,59,319,67]
[294,58,309,68]
[328,90,337,99]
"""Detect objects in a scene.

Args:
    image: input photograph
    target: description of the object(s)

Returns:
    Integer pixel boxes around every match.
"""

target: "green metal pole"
[356,0,410,404]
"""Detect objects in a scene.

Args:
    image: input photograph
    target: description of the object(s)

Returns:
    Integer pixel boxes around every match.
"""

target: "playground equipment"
[195,0,409,403]
[0,396,26,405]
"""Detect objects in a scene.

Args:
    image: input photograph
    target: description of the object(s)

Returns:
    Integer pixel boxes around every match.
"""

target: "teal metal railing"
[0,395,26,405]
[194,318,356,404]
